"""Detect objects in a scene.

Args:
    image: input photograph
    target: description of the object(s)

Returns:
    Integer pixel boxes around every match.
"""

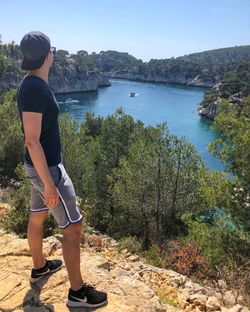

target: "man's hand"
[44,184,60,208]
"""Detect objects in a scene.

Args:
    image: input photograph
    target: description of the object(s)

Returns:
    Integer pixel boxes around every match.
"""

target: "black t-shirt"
[17,75,62,167]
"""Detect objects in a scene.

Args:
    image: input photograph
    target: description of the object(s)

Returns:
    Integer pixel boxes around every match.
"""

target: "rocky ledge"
[197,93,243,120]
[0,204,249,312]
[197,101,219,120]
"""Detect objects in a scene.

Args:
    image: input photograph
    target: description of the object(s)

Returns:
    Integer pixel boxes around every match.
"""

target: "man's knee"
[63,221,83,237]
[29,211,48,225]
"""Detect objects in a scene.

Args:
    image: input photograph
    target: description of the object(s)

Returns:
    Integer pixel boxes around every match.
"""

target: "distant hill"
[88,46,250,87]
[1,38,250,91]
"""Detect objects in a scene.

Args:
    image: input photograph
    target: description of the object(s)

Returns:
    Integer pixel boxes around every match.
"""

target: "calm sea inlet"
[56,79,224,171]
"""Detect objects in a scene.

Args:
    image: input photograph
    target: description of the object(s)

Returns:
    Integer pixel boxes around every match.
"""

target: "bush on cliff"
[0,90,24,185]
[2,163,58,238]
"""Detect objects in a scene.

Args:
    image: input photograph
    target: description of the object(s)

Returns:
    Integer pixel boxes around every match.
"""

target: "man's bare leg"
[62,222,83,290]
[27,211,48,269]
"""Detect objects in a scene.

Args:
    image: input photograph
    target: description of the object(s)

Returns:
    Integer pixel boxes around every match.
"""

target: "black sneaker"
[67,282,108,308]
[30,259,62,283]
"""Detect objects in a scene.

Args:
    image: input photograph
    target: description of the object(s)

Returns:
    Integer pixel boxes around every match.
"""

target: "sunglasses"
[50,47,56,55]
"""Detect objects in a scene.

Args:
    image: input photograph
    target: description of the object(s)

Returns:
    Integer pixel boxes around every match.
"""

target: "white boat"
[65,98,80,104]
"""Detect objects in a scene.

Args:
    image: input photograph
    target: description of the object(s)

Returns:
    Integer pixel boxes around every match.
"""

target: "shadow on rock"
[22,274,108,312]
[22,275,55,311]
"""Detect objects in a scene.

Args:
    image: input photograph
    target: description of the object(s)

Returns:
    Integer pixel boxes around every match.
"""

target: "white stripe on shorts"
[30,207,49,212]
[57,188,82,224]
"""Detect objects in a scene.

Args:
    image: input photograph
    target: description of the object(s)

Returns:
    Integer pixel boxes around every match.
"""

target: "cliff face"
[49,60,111,93]
[108,72,214,87]
[0,61,111,93]
[50,70,110,94]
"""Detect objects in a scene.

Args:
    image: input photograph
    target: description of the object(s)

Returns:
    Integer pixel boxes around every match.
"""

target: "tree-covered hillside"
[88,46,250,87]
[198,60,250,118]
[1,36,250,89]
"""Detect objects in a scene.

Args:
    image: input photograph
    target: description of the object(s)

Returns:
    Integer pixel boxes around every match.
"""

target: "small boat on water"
[129,92,136,97]
[65,98,80,104]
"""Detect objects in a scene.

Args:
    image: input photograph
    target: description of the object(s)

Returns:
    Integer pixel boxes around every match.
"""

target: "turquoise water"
[56,79,224,171]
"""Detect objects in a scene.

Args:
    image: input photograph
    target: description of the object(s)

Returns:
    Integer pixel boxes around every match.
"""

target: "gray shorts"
[23,162,83,229]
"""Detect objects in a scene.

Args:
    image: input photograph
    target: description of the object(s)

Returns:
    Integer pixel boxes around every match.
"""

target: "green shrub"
[2,163,58,238]
[181,212,250,268]
[142,244,167,267]
[117,235,142,254]
[0,90,25,185]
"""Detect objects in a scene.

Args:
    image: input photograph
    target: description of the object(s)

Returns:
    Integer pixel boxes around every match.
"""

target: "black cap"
[20,31,51,70]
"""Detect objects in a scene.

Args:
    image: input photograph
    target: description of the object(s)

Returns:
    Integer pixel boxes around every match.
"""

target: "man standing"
[17,31,107,308]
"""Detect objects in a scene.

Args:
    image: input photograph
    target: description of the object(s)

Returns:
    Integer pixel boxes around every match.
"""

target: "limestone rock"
[229,304,243,312]
[217,279,228,291]
[206,296,221,311]
[189,293,208,310]
[177,290,190,309]
[221,304,245,312]
[0,236,30,256]
[0,202,12,217]
[128,255,140,262]
[0,229,249,312]
[43,236,62,256]
[132,261,144,271]
[223,290,237,306]
[97,260,111,271]
[184,280,207,295]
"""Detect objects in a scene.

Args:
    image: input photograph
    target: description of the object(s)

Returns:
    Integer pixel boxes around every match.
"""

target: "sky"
[0,0,250,61]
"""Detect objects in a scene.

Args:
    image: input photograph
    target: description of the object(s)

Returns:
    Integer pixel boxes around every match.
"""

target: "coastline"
[108,77,210,91]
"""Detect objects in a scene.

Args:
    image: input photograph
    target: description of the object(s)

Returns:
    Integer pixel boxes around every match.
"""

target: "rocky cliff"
[197,58,250,120]
[0,203,249,312]
[108,72,214,87]
[90,46,250,89]
[0,57,111,93]
[2,44,250,98]
[48,55,111,93]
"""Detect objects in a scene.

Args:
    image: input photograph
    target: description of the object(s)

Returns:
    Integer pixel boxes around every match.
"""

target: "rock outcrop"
[0,230,170,312]
[197,101,219,120]
[0,227,249,312]
[0,62,111,93]
[197,92,243,120]
[49,57,111,93]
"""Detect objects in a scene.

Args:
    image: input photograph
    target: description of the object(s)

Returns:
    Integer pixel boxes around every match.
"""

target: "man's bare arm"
[22,112,59,207]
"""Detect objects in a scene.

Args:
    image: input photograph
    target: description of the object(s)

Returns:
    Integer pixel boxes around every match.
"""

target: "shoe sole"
[66,299,108,308]
[30,265,62,283]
